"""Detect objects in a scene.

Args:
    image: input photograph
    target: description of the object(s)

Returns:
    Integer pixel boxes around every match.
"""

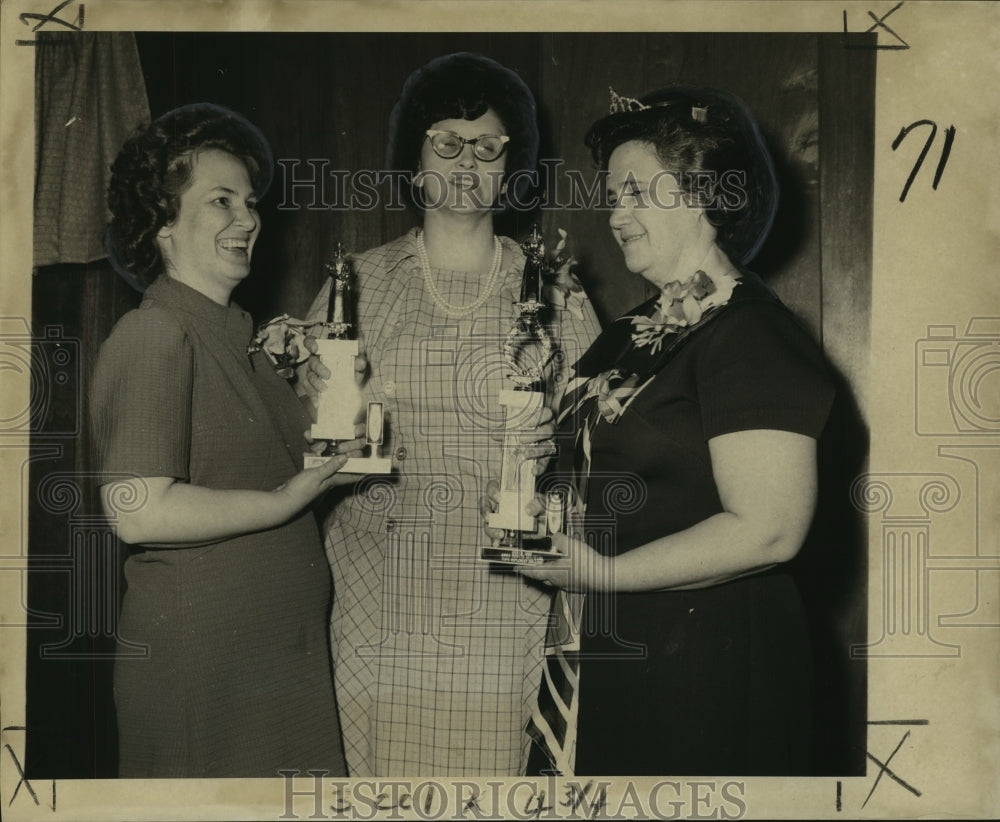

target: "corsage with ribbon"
[542,228,590,321]
[247,315,325,379]
[630,268,739,354]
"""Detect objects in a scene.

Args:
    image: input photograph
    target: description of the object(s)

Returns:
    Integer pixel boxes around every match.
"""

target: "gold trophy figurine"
[483,226,561,565]
[306,243,391,474]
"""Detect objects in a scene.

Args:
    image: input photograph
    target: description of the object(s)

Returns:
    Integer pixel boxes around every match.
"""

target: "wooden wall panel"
[26,260,139,778]
[810,31,876,776]
[539,32,658,326]
[819,34,875,401]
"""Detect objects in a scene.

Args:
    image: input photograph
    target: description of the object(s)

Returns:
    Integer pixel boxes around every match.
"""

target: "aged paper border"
[1,1,998,819]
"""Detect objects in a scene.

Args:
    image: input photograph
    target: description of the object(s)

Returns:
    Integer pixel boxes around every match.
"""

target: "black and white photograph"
[0,1,996,820]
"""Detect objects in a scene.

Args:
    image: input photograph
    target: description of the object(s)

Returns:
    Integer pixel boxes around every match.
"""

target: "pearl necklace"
[416,230,505,317]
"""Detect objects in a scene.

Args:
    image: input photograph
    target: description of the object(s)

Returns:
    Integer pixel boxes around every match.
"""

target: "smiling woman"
[518,85,836,778]
[91,104,362,777]
[154,149,261,305]
[606,142,719,289]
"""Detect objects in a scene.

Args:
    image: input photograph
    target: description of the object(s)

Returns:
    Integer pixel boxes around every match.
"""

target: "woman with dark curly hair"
[91,103,360,777]
[514,86,835,776]
[303,53,600,775]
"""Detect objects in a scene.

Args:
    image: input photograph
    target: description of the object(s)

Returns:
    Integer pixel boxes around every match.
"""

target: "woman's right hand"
[273,435,367,512]
[479,479,550,544]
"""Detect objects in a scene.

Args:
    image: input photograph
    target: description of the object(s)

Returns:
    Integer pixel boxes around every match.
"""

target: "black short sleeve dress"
[90,275,345,777]
[566,274,835,776]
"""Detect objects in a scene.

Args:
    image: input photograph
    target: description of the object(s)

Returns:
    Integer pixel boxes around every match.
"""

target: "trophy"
[305,243,392,474]
[483,226,563,565]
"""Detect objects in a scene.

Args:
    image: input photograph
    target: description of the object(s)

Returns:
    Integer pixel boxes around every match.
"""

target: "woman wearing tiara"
[305,53,600,776]
[515,86,835,776]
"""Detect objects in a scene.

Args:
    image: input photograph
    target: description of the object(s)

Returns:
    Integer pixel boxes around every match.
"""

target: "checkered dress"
[306,228,601,776]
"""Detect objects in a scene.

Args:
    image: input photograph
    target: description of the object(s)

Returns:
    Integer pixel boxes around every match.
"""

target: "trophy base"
[487,490,542,533]
[480,535,563,566]
[304,453,393,474]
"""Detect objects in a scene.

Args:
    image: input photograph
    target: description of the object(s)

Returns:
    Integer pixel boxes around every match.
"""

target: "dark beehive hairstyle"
[386,52,539,212]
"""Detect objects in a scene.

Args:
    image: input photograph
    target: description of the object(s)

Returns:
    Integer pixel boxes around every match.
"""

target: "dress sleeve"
[89,306,194,480]
[696,301,835,440]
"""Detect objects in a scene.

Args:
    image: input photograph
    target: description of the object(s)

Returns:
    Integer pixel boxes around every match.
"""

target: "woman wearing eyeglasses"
[304,53,600,776]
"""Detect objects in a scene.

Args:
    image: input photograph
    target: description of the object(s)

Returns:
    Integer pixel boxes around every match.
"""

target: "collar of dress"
[145,274,253,349]
[379,227,521,280]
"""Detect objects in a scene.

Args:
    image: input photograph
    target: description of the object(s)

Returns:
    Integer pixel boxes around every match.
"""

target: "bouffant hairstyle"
[106,103,273,288]
[386,52,539,212]
[585,85,778,264]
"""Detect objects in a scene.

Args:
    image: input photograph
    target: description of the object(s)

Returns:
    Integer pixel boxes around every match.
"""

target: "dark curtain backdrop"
[33,32,149,266]
[27,31,872,778]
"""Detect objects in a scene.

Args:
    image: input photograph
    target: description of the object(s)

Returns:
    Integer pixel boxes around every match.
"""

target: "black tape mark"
[867,719,930,725]
[16,1,84,46]
[863,730,922,808]
[843,2,910,49]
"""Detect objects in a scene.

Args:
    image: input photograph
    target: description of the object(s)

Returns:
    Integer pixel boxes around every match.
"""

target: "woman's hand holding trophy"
[482,227,568,565]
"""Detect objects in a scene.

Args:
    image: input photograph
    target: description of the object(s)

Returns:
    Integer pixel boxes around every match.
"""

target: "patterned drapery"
[33,31,149,267]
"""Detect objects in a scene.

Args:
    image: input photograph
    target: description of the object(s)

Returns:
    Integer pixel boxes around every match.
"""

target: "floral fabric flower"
[630,268,740,354]
[542,229,590,321]
[565,265,740,426]
[247,314,323,379]
[589,369,642,423]
[560,368,644,426]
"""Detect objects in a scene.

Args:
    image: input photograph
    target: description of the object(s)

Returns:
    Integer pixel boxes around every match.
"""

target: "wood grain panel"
[541,32,658,325]
[819,33,875,398]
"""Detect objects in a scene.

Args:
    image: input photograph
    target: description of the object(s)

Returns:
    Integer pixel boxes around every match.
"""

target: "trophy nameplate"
[305,399,392,473]
[306,243,391,475]
[483,485,567,566]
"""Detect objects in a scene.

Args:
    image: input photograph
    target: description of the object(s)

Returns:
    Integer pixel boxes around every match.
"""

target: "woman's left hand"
[298,338,367,423]
[300,337,367,398]
[515,531,614,593]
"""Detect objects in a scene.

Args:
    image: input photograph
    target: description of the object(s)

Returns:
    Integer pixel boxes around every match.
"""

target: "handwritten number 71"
[892,120,956,203]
